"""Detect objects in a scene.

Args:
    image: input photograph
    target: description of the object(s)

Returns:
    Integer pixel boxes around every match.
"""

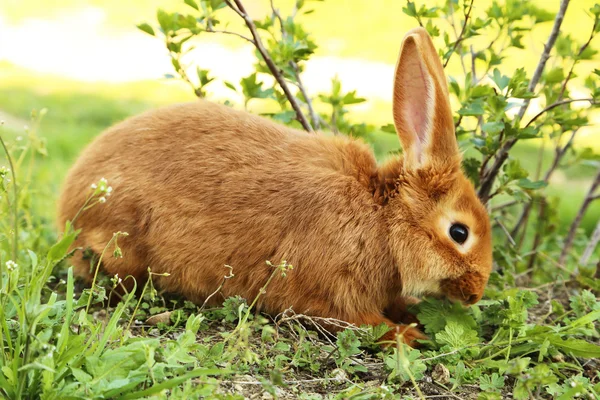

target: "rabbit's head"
[383,27,492,305]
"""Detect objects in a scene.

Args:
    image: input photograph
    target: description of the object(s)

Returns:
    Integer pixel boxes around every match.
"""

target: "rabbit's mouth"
[440,272,488,306]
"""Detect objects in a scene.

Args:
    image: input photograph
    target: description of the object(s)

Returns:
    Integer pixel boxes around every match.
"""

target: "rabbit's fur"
[58,28,492,346]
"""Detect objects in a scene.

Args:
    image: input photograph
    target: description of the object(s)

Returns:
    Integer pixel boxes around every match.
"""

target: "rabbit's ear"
[392,27,458,170]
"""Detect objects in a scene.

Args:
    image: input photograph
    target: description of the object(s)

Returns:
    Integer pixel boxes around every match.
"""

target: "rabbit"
[57,27,492,347]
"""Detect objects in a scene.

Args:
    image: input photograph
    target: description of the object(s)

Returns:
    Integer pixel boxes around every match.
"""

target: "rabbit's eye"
[449,223,469,244]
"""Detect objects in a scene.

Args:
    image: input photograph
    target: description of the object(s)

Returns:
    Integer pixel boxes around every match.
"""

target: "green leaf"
[116,369,229,399]
[566,309,600,331]
[546,337,600,358]
[384,345,426,383]
[416,298,477,335]
[342,91,366,105]
[517,178,547,190]
[458,100,485,116]
[380,124,396,134]
[479,372,505,391]
[481,121,504,135]
[336,329,361,359]
[70,367,92,383]
[184,0,199,10]
[491,68,510,90]
[504,159,529,180]
[47,230,77,263]
[435,321,480,350]
[136,23,155,36]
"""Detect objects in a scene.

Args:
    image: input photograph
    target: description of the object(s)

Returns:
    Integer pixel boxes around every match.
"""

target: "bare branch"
[510,129,579,237]
[478,0,571,202]
[491,199,518,212]
[526,198,547,271]
[226,0,313,132]
[579,219,600,267]
[559,167,600,266]
[494,217,516,246]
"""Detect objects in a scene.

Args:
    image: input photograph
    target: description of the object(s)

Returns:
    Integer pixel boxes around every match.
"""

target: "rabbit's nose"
[464,293,479,305]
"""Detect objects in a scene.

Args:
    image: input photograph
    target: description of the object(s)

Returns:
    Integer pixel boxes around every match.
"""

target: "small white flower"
[106,186,113,193]
[23,125,29,131]
[90,183,97,189]
[99,197,106,203]
[100,177,107,184]
[5,260,17,271]
[571,381,577,388]
[16,136,22,141]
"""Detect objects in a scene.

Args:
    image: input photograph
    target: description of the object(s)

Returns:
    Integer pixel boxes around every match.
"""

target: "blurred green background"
[0,0,598,231]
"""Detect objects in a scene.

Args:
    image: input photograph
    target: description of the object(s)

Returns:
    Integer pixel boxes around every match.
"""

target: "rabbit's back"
[58,100,396,317]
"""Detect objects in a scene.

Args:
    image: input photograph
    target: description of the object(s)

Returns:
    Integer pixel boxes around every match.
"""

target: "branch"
[526,198,547,271]
[443,0,474,68]
[477,0,571,202]
[226,0,313,132]
[559,167,600,266]
[508,14,597,234]
[557,15,599,100]
[579,219,600,267]
[517,0,571,121]
[205,28,255,44]
[269,0,320,130]
[510,129,578,238]
[524,98,596,128]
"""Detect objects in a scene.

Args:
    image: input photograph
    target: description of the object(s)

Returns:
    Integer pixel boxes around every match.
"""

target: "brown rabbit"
[57,27,492,346]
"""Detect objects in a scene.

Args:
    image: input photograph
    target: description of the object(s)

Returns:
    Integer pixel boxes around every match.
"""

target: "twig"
[511,129,578,238]
[225,0,313,132]
[512,17,599,237]
[269,0,320,130]
[443,0,474,68]
[557,15,599,100]
[579,219,600,267]
[477,0,571,202]
[559,167,600,266]
[524,98,596,128]
[494,217,516,246]
[199,265,234,311]
[525,198,547,270]
[204,28,254,44]
[491,199,518,212]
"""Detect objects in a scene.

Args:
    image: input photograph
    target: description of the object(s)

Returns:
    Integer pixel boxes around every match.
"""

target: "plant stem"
[225,0,313,132]
[559,168,600,266]
[443,0,474,68]
[478,0,571,202]
[85,233,123,314]
[0,133,18,262]
[579,219,600,267]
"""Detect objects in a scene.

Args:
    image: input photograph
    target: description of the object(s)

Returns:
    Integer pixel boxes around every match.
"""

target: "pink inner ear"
[403,55,432,163]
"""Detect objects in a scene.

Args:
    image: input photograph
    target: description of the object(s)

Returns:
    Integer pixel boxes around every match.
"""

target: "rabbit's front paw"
[380,324,427,348]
